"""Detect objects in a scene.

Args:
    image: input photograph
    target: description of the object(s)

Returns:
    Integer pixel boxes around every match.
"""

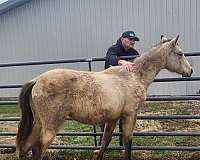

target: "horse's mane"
[133,38,173,72]
[135,37,173,61]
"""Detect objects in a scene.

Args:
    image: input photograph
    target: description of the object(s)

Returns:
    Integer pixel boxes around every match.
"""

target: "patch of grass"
[64,121,94,132]
[144,103,160,113]
[0,104,19,115]
[60,121,99,145]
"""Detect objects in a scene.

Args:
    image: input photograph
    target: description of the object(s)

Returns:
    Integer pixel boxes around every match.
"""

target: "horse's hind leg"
[96,121,117,160]
[32,127,56,160]
[32,141,42,160]
[122,113,137,160]
[18,122,41,159]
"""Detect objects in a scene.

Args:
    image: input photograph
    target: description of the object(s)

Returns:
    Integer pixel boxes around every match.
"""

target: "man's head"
[121,31,140,50]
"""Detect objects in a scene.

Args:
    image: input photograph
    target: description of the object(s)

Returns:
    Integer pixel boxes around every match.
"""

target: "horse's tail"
[16,80,36,152]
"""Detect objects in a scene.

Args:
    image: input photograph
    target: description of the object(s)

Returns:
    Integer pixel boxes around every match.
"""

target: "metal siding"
[0,0,199,96]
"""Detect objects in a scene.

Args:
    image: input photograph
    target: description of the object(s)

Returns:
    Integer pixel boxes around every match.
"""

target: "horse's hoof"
[93,149,100,154]
[43,155,49,160]
[96,155,103,160]
[19,154,27,160]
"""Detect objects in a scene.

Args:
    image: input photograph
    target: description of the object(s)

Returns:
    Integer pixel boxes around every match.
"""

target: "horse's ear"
[175,35,179,44]
[160,35,168,43]
[170,35,179,47]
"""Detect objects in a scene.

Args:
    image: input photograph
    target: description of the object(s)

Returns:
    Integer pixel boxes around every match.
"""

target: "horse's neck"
[133,47,167,89]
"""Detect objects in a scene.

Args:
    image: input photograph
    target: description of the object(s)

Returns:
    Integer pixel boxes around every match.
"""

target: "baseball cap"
[122,31,140,41]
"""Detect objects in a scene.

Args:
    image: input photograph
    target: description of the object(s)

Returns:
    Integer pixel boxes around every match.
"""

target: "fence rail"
[0,52,200,151]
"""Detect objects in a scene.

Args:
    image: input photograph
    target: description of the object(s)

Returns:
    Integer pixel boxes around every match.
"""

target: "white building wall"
[0,0,199,97]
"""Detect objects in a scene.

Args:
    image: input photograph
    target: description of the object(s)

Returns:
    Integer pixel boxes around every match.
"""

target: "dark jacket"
[104,38,139,69]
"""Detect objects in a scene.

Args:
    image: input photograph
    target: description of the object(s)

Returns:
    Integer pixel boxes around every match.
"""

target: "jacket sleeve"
[105,46,119,66]
[132,48,140,55]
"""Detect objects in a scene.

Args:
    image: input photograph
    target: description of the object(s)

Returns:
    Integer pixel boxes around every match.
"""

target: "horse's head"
[162,35,193,77]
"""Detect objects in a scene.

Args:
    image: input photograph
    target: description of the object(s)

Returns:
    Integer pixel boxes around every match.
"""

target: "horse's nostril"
[191,68,193,75]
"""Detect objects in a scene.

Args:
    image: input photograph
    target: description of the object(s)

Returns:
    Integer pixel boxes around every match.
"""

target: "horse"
[16,35,192,160]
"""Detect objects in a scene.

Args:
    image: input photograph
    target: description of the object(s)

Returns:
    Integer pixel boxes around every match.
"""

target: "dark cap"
[122,31,140,41]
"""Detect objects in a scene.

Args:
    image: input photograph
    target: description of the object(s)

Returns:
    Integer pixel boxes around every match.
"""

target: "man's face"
[121,37,135,50]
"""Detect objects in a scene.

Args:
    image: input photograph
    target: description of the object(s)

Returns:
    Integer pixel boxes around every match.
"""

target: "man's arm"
[105,47,120,66]
[132,48,140,55]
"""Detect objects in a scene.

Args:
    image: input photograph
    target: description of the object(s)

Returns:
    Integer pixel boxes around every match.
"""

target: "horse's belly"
[68,93,122,125]
[69,112,106,125]
[69,108,118,125]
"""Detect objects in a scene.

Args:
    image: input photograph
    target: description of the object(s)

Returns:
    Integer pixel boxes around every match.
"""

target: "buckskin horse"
[16,35,193,160]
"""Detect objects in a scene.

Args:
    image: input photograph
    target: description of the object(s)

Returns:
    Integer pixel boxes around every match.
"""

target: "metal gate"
[0,52,200,151]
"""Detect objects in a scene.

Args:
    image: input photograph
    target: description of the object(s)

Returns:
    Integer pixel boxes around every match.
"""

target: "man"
[99,30,140,148]
[105,30,140,71]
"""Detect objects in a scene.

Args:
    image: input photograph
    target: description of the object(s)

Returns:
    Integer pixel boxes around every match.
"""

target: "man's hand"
[118,59,135,72]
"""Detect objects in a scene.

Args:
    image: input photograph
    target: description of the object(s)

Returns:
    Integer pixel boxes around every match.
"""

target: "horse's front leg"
[96,121,117,160]
[122,112,137,160]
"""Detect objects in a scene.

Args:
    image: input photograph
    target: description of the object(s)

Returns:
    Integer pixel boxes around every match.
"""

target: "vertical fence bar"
[87,59,98,147]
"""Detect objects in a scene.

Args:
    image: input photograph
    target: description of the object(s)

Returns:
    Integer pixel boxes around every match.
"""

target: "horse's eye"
[177,52,183,57]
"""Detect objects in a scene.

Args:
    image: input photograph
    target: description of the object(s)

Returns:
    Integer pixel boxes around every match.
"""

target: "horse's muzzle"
[182,68,193,77]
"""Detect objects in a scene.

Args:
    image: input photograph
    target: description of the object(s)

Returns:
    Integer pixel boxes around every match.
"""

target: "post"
[87,59,98,147]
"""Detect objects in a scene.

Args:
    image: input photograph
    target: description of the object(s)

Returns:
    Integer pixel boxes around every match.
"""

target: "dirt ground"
[0,101,200,160]
[1,150,200,160]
